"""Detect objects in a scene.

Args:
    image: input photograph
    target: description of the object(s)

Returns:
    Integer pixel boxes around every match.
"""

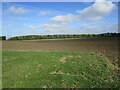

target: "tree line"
[7,33,120,40]
[0,36,6,40]
[0,33,119,40]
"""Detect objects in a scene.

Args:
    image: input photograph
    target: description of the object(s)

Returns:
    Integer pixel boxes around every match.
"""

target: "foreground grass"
[2,51,119,88]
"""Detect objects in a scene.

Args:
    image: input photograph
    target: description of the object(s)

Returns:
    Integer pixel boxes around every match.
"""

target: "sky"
[2,0,119,38]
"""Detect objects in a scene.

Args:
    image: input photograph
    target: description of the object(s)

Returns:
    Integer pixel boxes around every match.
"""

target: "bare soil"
[2,37,119,66]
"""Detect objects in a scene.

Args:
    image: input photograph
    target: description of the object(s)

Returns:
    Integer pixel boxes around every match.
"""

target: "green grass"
[2,51,119,88]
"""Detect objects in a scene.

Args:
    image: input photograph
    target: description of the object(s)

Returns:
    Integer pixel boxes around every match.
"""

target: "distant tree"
[0,36,6,40]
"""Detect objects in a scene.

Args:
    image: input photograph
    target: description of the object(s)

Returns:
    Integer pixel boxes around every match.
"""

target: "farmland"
[2,37,120,88]
[2,0,120,88]
[2,37,119,65]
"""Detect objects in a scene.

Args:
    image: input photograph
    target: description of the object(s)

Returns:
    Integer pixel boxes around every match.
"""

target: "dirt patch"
[59,56,72,63]
[42,86,48,88]
[59,56,81,63]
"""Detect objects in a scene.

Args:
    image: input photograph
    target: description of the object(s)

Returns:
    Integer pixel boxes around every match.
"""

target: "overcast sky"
[2,0,118,38]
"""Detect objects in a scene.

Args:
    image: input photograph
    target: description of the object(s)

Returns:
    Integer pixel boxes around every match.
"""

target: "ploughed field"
[2,37,120,88]
[2,37,119,65]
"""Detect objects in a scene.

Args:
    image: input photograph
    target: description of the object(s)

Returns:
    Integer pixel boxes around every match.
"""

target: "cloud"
[69,23,118,34]
[52,23,116,34]
[28,23,69,35]
[77,0,116,21]
[28,22,118,35]
[51,14,79,23]
[28,23,67,30]
[87,16,103,21]
[8,6,28,14]
[51,0,115,23]
[39,11,51,16]
[28,0,117,35]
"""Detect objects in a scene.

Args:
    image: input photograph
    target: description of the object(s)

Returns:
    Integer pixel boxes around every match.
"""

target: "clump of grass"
[2,51,119,88]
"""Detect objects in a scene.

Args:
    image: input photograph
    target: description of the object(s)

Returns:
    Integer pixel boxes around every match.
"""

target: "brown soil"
[59,56,81,63]
[2,37,119,66]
